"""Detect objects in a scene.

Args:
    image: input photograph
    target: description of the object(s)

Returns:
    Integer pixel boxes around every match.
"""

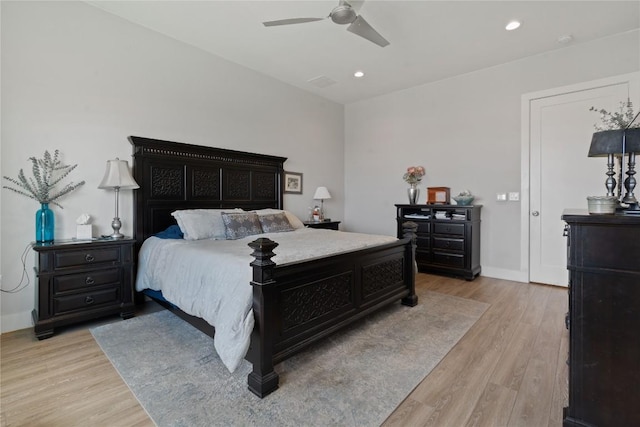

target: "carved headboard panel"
[129,136,287,248]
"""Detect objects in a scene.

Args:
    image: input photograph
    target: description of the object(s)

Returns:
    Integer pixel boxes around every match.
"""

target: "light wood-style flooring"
[1,273,568,426]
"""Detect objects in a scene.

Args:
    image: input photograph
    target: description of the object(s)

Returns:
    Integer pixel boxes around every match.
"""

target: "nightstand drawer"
[53,287,120,314]
[55,247,120,269]
[433,237,464,251]
[433,223,465,236]
[53,268,120,294]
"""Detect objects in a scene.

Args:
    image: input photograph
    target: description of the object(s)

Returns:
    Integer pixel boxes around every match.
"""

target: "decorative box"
[76,224,93,240]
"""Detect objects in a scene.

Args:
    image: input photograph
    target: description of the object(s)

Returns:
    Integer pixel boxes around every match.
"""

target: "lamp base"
[109,217,124,239]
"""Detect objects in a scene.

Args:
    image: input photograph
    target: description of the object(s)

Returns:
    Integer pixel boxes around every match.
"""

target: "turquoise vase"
[35,203,54,243]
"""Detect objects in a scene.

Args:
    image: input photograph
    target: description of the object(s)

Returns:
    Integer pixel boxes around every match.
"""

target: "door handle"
[532,211,540,216]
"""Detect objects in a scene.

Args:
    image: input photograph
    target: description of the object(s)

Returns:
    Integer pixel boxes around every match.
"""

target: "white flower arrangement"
[3,149,85,208]
[590,99,640,131]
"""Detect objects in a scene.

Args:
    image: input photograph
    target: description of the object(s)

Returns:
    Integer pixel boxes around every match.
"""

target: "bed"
[130,136,418,398]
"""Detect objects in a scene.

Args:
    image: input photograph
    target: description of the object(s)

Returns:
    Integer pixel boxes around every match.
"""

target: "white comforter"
[136,228,397,372]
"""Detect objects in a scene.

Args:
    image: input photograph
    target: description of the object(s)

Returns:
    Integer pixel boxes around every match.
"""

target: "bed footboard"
[246,222,418,398]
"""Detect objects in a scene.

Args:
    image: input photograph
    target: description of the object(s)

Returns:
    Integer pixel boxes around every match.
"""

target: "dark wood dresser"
[396,204,481,280]
[562,210,640,426]
[32,238,135,339]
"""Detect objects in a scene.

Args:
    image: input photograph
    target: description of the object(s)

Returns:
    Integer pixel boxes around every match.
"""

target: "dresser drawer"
[415,221,430,234]
[433,251,465,267]
[53,268,120,294]
[55,247,120,269]
[53,287,120,314]
[416,236,430,248]
[415,249,430,262]
[433,223,465,236]
[433,237,464,251]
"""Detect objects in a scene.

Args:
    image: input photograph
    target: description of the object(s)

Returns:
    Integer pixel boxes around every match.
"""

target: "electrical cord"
[0,242,34,293]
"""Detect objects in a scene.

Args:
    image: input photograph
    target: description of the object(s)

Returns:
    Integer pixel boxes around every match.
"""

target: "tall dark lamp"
[98,158,140,238]
[588,127,640,211]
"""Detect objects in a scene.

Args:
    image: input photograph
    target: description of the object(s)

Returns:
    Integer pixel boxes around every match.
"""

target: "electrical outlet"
[496,193,507,201]
[509,192,520,201]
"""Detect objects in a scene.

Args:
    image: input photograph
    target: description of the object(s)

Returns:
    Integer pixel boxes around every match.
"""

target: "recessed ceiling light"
[557,34,573,44]
[505,20,521,31]
[354,71,365,78]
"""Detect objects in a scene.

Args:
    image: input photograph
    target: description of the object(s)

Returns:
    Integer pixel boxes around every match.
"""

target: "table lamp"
[588,127,640,210]
[98,158,140,238]
[313,186,332,221]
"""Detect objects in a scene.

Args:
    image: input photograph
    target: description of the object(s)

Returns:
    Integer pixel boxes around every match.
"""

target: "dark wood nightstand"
[303,220,341,230]
[32,238,135,339]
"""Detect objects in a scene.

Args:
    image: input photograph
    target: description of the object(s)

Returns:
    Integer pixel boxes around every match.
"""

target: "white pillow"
[255,209,305,229]
[171,209,242,240]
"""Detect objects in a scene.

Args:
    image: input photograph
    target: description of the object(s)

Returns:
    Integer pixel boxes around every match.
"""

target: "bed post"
[246,237,280,398]
[401,221,419,307]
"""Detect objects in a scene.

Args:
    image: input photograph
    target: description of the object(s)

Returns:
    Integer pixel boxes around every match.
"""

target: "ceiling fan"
[262,0,390,48]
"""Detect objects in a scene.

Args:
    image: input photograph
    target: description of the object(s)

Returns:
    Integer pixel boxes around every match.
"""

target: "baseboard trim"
[1,311,33,334]
[480,266,529,283]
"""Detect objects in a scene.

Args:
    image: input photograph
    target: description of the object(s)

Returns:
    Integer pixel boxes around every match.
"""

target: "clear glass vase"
[35,203,54,243]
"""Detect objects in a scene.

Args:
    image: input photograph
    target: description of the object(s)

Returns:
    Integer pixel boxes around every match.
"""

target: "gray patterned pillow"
[258,212,294,233]
[221,212,263,240]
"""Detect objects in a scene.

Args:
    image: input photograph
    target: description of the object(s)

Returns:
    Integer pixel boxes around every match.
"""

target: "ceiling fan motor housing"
[331,5,357,25]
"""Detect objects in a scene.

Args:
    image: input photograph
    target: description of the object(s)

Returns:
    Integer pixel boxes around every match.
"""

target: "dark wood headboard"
[129,136,287,248]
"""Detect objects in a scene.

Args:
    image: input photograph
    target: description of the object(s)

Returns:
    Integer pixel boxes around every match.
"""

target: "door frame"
[520,72,640,283]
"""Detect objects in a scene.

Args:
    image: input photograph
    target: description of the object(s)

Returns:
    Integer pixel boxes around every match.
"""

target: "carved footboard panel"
[246,223,417,398]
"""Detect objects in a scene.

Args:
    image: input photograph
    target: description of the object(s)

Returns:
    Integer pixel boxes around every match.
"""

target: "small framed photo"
[284,171,303,194]
[428,187,451,204]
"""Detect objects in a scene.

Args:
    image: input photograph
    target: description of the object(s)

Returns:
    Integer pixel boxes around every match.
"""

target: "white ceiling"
[87,1,640,105]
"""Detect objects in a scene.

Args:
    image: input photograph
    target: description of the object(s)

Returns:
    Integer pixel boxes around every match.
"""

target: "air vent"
[307,76,337,88]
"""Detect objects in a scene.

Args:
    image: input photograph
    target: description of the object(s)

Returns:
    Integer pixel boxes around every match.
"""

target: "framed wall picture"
[284,171,303,194]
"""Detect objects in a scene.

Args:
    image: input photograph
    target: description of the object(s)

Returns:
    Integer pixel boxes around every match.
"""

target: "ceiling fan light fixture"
[331,5,357,25]
[505,20,521,31]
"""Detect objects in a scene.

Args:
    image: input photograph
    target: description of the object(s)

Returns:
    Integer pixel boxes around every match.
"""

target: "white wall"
[0,1,344,332]
[345,30,640,281]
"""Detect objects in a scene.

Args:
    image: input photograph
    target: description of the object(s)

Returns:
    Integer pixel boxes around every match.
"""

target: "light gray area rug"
[91,290,488,427]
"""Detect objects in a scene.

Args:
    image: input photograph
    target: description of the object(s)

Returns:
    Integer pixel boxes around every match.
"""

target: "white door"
[526,73,639,286]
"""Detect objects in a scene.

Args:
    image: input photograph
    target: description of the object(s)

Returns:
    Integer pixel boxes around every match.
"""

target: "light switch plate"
[496,193,507,201]
[509,192,520,201]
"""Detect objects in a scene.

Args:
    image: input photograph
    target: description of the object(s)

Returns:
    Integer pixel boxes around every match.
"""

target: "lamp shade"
[98,158,139,189]
[588,128,640,157]
[313,186,331,200]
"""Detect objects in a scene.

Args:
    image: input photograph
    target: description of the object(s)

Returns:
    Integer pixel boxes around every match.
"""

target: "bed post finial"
[401,221,419,307]
[247,237,279,398]
[249,238,278,283]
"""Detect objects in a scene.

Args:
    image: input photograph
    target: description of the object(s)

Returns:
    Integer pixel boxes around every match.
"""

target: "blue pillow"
[155,225,184,239]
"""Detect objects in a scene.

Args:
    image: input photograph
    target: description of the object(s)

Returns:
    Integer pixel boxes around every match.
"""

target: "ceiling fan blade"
[346,0,365,13]
[346,15,389,47]
[263,17,325,27]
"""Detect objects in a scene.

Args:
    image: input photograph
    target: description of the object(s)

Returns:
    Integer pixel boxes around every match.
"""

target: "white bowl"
[587,196,617,214]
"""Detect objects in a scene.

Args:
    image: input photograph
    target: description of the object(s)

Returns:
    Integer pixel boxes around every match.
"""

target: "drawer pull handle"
[85,254,95,262]
[85,296,94,305]
[85,276,95,285]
